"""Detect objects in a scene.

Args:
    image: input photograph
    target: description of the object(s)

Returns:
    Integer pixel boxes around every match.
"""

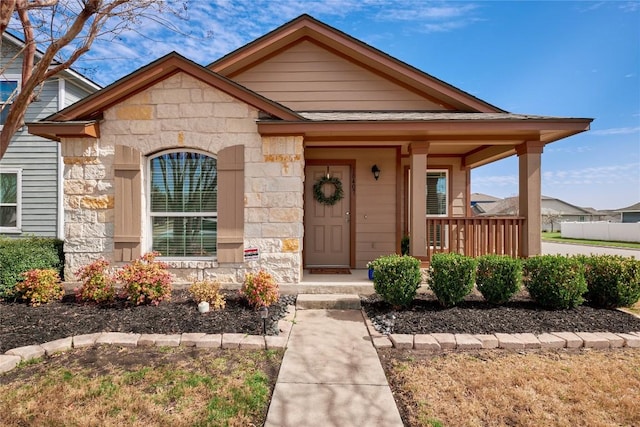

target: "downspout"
[56,77,65,240]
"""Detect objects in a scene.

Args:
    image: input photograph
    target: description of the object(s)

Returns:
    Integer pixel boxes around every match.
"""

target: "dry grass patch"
[0,346,282,427]
[383,349,640,427]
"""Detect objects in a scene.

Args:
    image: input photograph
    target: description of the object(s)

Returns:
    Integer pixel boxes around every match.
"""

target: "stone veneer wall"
[61,72,304,285]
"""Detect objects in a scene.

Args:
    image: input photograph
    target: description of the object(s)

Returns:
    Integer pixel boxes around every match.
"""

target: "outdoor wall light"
[371,164,381,180]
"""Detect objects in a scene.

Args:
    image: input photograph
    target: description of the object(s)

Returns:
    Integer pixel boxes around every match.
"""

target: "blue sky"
[76,0,639,210]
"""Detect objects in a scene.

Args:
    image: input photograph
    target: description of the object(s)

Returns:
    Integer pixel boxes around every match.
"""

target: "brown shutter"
[217,145,244,263]
[114,145,142,262]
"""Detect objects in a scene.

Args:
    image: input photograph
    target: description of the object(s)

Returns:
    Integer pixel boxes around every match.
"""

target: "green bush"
[0,237,64,299]
[523,255,587,309]
[371,254,421,308]
[581,255,640,308]
[16,268,64,306]
[241,269,279,308]
[476,255,522,305]
[427,253,477,307]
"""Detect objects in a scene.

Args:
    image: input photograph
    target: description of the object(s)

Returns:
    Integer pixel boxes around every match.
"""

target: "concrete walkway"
[264,308,403,427]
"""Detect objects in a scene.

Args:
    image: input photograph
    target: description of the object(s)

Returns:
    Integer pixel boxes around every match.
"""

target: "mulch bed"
[0,290,295,353]
[362,292,640,335]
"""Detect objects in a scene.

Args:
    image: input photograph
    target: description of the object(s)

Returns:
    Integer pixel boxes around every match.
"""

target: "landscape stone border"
[0,304,296,375]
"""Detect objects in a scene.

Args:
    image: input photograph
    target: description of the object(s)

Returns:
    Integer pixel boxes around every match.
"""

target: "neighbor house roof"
[616,202,640,212]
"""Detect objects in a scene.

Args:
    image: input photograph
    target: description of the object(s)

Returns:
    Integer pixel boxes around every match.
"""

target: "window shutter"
[114,145,142,262]
[217,145,244,263]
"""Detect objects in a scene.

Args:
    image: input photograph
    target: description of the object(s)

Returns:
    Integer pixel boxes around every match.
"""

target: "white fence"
[561,222,640,243]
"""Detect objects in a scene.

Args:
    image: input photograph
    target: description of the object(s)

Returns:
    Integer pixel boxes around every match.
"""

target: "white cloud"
[590,126,640,136]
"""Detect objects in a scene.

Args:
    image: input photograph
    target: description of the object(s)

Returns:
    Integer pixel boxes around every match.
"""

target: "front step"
[296,294,361,310]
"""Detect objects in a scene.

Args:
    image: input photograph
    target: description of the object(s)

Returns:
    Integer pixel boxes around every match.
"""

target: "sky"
[72,0,639,211]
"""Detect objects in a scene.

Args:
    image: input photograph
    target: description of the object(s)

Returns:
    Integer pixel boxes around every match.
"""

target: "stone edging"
[0,304,297,375]
[362,310,640,351]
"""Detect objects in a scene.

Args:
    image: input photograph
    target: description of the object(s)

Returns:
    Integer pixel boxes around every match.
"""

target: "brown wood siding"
[114,145,142,262]
[217,145,244,263]
[233,40,447,111]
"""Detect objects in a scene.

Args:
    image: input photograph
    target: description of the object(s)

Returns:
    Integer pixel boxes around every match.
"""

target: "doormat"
[308,268,351,274]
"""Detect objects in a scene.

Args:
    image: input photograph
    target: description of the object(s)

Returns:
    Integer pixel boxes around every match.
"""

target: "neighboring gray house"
[616,202,640,223]
[0,32,100,238]
[478,195,605,232]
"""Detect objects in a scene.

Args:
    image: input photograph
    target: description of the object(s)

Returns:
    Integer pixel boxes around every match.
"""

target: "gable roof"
[2,31,101,92]
[616,202,640,212]
[28,52,303,140]
[209,14,504,113]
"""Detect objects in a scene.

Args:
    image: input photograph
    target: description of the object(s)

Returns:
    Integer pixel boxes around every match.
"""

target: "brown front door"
[304,165,351,267]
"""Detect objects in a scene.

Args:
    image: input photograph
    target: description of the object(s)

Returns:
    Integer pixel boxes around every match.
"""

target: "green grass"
[542,232,640,250]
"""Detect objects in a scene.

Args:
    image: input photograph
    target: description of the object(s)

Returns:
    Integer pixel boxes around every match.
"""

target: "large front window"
[149,151,217,257]
[0,169,21,232]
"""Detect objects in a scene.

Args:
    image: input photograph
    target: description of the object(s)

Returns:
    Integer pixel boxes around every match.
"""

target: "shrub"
[523,255,587,309]
[0,237,63,299]
[16,268,64,306]
[188,278,226,310]
[371,254,422,308]
[476,255,522,305]
[241,270,279,308]
[581,255,640,308]
[427,253,477,307]
[116,252,173,306]
[75,258,116,304]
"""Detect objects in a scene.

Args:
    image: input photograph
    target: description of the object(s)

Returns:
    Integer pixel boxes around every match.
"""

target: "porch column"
[517,141,544,257]
[409,142,430,258]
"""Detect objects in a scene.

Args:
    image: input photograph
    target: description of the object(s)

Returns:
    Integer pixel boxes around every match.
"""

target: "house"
[27,15,592,284]
[478,195,605,231]
[616,202,640,223]
[470,192,502,215]
[0,32,100,238]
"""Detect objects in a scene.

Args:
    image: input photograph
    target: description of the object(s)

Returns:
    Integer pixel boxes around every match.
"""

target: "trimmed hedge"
[0,237,64,299]
[523,255,587,309]
[427,253,477,307]
[476,255,522,305]
[371,254,422,308]
[581,254,640,308]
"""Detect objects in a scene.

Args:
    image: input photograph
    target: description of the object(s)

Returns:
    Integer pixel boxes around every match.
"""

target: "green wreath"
[313,176,344,206]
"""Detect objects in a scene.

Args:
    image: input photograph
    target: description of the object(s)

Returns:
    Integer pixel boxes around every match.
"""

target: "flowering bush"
[75,258,116,304]
[116,252,173,306]
[241,270,279,308]
[16,268,64,306]
[188,278,226,310]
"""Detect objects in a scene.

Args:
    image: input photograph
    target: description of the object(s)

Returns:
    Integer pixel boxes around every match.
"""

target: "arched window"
[149,151,217,257]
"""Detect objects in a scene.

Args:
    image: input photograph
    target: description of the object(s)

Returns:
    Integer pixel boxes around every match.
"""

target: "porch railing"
[425,217,525,260]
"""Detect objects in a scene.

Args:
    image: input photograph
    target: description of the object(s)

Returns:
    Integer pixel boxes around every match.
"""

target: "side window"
[0,76,20,126]
[148,151,217,258]
[0,169,21,232]
[426,170,448,216]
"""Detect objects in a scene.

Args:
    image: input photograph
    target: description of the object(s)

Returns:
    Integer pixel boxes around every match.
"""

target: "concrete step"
[296,294,361,310]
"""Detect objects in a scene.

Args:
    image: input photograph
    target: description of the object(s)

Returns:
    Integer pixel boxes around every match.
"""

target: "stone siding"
[61,72,304,284]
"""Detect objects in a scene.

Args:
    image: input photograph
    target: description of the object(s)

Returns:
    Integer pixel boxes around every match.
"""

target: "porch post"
[409,142,429,258]
[516,141,544,257]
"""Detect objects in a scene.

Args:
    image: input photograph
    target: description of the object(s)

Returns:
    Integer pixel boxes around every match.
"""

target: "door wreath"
[313,176,344,206]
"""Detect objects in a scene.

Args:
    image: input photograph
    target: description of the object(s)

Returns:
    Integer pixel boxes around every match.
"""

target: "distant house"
[616,202,640,223]
[27,15,592,284]
[478,195,604,232]
[470,192,502,215]
[0,32,100,238]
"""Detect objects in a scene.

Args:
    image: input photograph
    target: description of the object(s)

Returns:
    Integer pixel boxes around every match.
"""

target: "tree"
[0,0,184,160]
[541,208,563,233]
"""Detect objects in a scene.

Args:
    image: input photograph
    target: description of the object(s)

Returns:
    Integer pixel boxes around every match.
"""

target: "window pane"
[0,206,17,227]
[0,80,18,102]
[152,216,217,257]
[426,171,447,215]
[150,152,217,213]
[0,173,17,203]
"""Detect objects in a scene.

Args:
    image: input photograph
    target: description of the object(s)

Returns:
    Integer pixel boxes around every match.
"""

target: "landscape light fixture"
[260,306,269,335]
[371,164,381,180]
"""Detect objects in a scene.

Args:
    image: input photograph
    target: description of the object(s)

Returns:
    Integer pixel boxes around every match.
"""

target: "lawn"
[542,232,640,249]
[0,346,283,427]
[381,348,640,427]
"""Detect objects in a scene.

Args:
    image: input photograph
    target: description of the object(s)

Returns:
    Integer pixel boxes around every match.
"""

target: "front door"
[304,165,351,267]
